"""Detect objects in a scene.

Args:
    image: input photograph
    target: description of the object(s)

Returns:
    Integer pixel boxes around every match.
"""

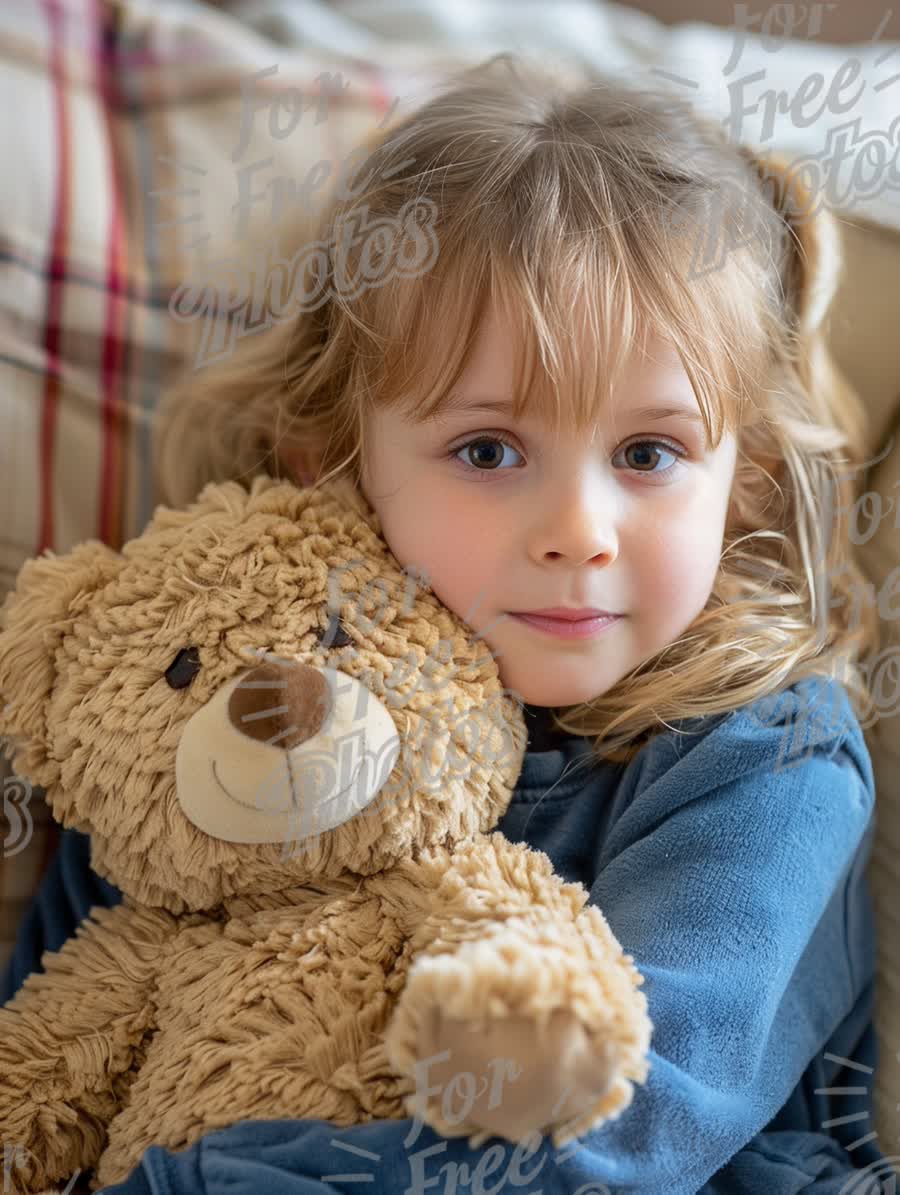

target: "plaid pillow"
[0,0,450,969]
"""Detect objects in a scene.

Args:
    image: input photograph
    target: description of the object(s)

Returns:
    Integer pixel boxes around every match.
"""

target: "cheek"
[377,491,490,603]
[632,514,723,612]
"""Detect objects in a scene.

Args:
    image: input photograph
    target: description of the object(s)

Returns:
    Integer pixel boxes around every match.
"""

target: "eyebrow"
[430,393,706,425]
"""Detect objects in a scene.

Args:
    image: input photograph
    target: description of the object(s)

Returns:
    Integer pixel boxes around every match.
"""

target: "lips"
[509,610,622,639]
[515,607,620,622]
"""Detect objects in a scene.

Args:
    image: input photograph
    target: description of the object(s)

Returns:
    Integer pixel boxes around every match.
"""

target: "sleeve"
[101,678,877,1195]
[566,677,877,1192]
[97,1117,579,1195]
[95,1123,881,1195]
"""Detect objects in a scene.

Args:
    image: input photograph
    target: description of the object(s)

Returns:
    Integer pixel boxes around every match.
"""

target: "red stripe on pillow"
[37,0,71,556]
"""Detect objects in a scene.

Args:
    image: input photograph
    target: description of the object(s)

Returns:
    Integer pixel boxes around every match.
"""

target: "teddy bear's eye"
[165,646,202,689]
[316,614,353,649]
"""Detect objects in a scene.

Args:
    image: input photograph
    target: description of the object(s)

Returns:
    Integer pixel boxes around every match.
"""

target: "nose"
[228,660,332,748]
[531,472,619,566]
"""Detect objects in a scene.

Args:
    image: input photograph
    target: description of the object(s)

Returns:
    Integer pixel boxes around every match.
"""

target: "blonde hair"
[154,53,880,765]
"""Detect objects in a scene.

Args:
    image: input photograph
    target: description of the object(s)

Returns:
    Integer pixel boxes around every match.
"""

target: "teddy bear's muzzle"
[173,657,401,848]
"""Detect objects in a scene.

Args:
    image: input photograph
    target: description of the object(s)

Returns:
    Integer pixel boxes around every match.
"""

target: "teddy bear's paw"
[384,924,651,1148]
[412,1003,624,1148]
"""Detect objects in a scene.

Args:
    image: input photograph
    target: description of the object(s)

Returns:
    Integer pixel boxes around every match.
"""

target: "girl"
[2,53,886,1193]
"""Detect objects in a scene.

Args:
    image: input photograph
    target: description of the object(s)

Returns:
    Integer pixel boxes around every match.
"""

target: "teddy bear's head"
[0,477,527,912]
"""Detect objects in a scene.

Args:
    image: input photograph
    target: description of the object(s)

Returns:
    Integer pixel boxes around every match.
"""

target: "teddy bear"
[0,474,652,1194]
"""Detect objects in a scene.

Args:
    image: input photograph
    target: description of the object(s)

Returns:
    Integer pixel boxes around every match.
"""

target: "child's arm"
[564,688,874,1190]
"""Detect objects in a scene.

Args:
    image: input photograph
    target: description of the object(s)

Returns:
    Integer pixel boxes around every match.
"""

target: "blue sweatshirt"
[1,675,883,1193]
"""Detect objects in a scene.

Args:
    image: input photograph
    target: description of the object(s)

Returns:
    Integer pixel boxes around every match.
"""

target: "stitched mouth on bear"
[209,753,369,822]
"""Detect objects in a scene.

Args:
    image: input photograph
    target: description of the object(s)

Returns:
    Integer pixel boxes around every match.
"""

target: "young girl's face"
[357,299,739,709]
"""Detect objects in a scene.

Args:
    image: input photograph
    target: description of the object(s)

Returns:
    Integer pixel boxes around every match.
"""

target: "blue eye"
[451,436,524,474]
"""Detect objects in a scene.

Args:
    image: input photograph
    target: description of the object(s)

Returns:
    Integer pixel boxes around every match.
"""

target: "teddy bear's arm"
[383,830,652,1149]
[0,900,177,1195]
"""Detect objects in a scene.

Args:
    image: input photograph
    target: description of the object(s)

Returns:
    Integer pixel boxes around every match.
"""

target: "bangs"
[361,218,759,450]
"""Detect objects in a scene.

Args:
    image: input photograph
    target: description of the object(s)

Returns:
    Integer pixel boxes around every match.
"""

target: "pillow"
[852,429,900,1162]
[821,213,900,1158]
[0,0,453,972]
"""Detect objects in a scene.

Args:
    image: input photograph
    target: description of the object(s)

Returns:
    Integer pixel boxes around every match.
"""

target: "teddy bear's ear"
[0,540,122,752]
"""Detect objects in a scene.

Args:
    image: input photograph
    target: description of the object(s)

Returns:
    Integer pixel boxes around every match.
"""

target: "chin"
[500,674,609,710]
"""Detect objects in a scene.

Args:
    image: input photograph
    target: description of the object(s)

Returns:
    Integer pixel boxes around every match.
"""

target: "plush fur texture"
[0,475,651,1193]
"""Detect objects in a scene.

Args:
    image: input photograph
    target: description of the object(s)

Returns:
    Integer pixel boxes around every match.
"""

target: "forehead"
[447,297,698,429]
[380,253,727,451]
[465,298,688,381]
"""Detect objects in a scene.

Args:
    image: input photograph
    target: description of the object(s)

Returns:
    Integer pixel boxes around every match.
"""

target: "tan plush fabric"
[0,476,652,1193]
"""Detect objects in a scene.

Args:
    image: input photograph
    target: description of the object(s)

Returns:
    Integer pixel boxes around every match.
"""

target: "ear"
[0,541,122,772]
[276,438,322,487]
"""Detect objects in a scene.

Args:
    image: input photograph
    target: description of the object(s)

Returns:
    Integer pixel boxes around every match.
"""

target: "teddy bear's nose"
[227,661,332,750]
[176,655,402,846]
